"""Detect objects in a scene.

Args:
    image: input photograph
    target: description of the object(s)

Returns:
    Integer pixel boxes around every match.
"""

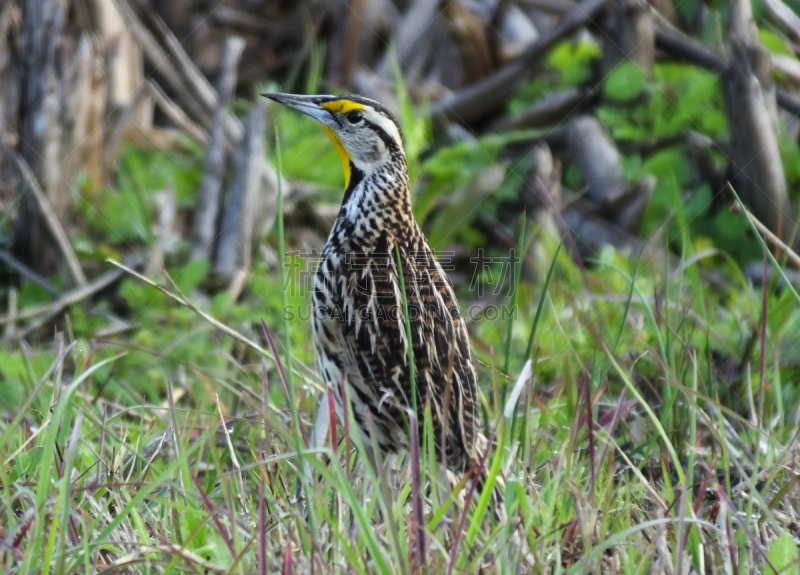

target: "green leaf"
[766,533,800,575]
[548,39,602,86]
[604,62,648,102]
[759,28,795,57]
[642,147,691,184]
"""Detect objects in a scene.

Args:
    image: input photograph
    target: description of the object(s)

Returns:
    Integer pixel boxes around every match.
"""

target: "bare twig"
[133,2,245,144]
[112,0,235,140]
[106,259,265,348]
[1,143,86,287]
[0,249,60,295]
[114,0,291,242]
[731,201,800,270]
[146,80,209,145]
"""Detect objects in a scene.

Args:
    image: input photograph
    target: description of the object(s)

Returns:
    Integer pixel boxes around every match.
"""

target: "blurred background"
[3,0,800,571]
[3,0,800,390]
[3,0,800,287]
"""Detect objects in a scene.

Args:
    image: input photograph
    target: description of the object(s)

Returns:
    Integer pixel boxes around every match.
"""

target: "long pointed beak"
[262,92,332,123]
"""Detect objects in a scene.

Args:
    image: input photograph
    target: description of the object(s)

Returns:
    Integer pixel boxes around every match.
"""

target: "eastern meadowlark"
[264,93,504,519]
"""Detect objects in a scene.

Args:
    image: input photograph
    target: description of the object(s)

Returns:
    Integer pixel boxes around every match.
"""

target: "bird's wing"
[315,231,481,467]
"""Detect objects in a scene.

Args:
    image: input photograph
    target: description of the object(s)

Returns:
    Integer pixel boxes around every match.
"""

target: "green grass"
[3,217,800,573]
[3,73,800,573]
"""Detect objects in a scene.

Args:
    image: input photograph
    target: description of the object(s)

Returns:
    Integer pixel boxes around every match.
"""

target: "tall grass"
[3,219,800,573]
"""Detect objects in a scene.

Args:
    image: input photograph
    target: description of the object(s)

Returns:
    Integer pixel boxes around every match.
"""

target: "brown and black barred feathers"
[265,92,505,520]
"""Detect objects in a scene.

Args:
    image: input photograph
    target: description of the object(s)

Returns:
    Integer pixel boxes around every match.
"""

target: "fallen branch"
[0,268,124,328]
[489,86,596,132]
[430,0,607,124]
[215,100,268,280]
[653,23,800,116]
[723,0,791,243]
[191,36,246,260]
[762,0,800,44]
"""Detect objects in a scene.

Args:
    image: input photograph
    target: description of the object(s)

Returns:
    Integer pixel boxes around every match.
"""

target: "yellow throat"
[320,100,365,190]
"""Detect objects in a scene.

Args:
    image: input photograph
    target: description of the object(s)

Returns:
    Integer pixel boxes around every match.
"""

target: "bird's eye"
[346,110,363,124]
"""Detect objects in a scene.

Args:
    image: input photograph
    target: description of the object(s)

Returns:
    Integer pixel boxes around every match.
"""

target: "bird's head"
[263,93,405,189]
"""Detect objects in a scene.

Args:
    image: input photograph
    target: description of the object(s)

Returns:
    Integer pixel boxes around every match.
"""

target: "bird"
[264,92,504,520]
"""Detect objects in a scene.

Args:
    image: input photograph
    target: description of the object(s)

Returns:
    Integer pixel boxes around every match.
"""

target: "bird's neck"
[338,159,414,230]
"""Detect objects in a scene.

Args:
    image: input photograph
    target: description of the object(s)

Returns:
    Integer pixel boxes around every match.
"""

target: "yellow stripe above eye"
[322,125,352,190]
[321,100,365,114]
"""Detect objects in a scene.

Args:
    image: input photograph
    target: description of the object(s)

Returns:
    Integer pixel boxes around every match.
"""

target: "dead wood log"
[430,0,607,124]
[13,0,68,279]
[214,100,267,280]
[191,36,245,261]
[563,116,653,232]
[600,0,654,75]
[723,0,792,244]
